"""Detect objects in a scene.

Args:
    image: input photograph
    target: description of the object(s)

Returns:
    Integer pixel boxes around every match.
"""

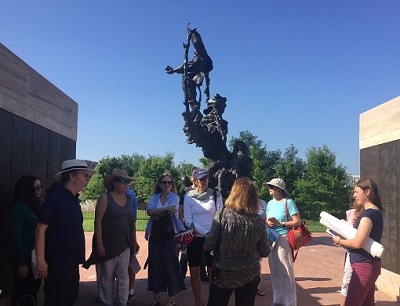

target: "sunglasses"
[34,186,42,190]
[199,176,208,182]
[161,181,173,185]
[116,179,130,185]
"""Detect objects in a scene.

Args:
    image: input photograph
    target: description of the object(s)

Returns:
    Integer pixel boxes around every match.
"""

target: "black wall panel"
[360,140,400,275]
[379,141,397,272]
[32,124,49,184]
[0,108,76,256]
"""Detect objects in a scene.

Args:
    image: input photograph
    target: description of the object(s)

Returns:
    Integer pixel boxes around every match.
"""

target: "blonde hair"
[224,177,259,214]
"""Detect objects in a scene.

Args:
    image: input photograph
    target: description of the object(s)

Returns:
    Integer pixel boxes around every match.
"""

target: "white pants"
[96,248,130,306]
[340,252,352,296]
[268,234,297,306]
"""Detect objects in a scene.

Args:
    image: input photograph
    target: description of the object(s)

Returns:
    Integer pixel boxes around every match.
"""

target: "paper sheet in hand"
[320,211,384,258]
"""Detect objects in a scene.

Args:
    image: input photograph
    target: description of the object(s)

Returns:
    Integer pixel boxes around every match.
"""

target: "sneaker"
[128,293,135,302]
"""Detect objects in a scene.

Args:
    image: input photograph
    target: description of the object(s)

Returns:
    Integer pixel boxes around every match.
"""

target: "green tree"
[132,152,179,201]
[81,153,179,203]
[199,157,212,169]
[294,145,351,220]
[230,130,281,200]
[274,144,305,195]
[80,155,138,201]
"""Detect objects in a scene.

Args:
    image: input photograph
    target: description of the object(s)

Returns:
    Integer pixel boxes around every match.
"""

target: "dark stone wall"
[0,107,75,269]
[360,139,400,274]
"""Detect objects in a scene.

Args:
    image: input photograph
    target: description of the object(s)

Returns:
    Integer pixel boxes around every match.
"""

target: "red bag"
[175,229,194,245]
[285,201,313,262]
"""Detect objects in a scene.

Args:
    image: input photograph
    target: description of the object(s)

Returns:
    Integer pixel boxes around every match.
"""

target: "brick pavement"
[76,232,397,306]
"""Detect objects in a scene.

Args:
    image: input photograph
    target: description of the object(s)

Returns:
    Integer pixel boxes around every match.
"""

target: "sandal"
[149,294,160,306]
[256,288,265,296]
[165,297,176,306]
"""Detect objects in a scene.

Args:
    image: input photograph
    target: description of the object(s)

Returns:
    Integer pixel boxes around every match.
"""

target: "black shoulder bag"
[149,212,174,241]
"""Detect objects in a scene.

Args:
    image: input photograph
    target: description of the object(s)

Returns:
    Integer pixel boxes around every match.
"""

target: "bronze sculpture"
[165,24,253,198]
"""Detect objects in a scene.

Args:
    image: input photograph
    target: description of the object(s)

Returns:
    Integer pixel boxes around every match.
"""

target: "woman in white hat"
[84,169,136,306]
[263,178,301,306]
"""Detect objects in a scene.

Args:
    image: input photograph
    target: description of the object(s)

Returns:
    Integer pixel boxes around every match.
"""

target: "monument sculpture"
[166,24,253,197]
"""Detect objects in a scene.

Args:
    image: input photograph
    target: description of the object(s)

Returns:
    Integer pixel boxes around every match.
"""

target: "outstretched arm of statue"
[165,64,185,74]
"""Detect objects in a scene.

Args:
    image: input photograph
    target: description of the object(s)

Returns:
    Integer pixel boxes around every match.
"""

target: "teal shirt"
[11,202,38,266]
[266,198,299,235]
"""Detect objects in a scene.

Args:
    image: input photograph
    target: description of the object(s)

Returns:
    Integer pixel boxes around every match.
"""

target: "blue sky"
[2,1,399,174]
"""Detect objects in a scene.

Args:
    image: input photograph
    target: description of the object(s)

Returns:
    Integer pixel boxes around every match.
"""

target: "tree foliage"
[274,144,305,194]
[81,131,353,221]
[81,153,195,204]
[229,130,281,200]
[294,145,351,219]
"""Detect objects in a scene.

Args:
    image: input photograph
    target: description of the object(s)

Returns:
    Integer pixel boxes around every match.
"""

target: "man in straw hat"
[35,159,94,306]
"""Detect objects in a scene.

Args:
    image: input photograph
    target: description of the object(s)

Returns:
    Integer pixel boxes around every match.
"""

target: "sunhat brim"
[262,181,291,197]
[104,173,135,189]
[55,167,95,180]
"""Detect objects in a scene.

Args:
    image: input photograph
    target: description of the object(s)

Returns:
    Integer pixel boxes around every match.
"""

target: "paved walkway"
[76,232,397,306]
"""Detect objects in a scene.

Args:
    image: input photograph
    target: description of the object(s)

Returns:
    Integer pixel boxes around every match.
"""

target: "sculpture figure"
[165,24,253,198]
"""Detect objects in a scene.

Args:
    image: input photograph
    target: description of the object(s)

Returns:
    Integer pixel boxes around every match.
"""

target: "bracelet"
[336,238,341,245]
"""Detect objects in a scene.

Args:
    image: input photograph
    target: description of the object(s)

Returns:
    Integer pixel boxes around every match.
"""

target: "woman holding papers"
[332,179,383,306]
[264,178,301,306]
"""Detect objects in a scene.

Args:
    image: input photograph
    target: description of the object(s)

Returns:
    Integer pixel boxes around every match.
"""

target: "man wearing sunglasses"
[35,159,94,306]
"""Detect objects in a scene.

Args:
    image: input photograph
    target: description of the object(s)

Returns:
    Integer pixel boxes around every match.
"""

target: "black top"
[38,186,85,268]
[83,192,133,268]
[350,208,383,263]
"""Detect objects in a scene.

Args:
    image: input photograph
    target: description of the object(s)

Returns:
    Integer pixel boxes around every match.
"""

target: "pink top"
[346,208,356,225]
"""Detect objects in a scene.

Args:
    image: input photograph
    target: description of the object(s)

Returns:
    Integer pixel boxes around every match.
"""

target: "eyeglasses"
[116,179,130,184]
[161,181,173,185]
[34,186,42,190]
[199,176,208,182]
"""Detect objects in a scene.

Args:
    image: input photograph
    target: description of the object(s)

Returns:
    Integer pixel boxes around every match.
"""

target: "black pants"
[207,275,260,306]
[43,265,79,306]
[10,256,41,306]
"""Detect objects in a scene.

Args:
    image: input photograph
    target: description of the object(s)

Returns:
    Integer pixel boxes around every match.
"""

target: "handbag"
[285,200,313,262]
[149,212,174,241]
[175,229,195,245]
[169,213,195,245]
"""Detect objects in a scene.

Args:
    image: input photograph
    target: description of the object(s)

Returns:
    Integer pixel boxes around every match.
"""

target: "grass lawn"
[82,211,325,233]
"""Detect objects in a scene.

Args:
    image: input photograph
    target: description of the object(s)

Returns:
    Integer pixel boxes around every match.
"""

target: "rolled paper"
[320,211,384,258]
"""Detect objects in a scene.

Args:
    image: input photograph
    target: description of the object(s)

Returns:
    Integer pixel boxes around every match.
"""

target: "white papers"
[319,211,384,258]
[31,248,39,279]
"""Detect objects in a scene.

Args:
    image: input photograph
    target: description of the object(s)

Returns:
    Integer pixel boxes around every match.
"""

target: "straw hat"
[262,178,291,197]
[55,159,95,180]
[104,169,134,189]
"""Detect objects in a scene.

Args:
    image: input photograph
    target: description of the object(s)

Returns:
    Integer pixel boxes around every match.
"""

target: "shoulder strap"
[214,208,224,262]
[285,199,290,221]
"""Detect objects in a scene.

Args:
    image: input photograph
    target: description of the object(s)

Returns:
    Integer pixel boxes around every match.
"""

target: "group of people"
[7,156,384,306]
[8,159,94,306]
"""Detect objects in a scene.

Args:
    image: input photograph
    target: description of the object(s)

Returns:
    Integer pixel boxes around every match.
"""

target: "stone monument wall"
[360,95,400,301]
[0,43,77,301]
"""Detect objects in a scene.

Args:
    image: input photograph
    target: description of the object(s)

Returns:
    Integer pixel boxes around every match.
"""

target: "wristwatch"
[281,222,286,227]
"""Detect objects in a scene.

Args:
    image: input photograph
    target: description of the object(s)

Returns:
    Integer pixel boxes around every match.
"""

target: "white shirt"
[184,193,223,237]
